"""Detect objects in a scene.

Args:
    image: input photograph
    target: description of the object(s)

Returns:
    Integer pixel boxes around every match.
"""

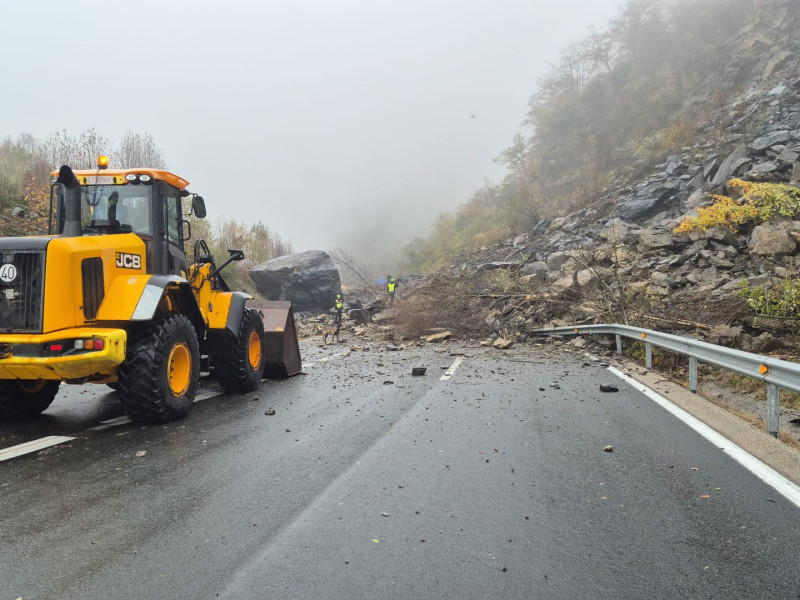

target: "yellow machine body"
[0,160,301,421]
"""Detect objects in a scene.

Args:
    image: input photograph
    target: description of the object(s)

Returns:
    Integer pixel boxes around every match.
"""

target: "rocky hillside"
[395,9,800,355]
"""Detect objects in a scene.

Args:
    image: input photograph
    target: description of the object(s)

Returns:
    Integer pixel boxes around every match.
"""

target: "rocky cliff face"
[400,14,800,350]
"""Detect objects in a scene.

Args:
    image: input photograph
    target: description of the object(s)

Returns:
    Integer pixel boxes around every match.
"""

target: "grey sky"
[1,0,621,264]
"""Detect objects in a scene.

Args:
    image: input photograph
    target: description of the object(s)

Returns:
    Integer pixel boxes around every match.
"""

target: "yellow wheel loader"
[0,158,301,422]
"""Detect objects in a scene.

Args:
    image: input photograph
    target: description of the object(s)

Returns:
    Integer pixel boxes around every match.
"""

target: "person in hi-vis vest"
[387,276,397,305]
[334,293,344,326]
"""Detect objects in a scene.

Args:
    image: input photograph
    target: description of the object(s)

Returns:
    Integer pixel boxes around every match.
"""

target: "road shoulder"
[613,356,800,487]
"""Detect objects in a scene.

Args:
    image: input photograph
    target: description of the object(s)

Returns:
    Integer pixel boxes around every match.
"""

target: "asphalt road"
[0,340,798,600]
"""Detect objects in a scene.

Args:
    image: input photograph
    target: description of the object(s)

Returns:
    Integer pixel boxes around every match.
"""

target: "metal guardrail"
[530,324,800,438]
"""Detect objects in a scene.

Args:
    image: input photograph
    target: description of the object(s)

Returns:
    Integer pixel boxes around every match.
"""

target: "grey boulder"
[250,250,342,312]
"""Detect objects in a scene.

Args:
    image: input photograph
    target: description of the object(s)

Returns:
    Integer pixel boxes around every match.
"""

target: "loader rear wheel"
[214,307,265,393]
[0,380,60,418]
[117,313,200,422]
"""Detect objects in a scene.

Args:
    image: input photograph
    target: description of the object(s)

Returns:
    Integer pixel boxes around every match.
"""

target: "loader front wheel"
[0,380,60,418]
[117,313,200,422]
[214,307,265,393]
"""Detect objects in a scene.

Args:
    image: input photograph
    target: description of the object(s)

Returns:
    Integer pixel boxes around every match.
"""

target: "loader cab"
[51,162,199,277]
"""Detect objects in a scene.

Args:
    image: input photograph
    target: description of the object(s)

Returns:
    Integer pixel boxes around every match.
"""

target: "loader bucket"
[260,301,302,378]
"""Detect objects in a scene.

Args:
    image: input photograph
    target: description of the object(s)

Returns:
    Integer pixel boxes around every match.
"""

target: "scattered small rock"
[492,338,515,349]
[600,384,619,393]
[135,450,147,458]
[412,367,427,376]
[426,331,452,343]
[571,337,587,348]
[383,380,394,385]
[265,408,276,416]
[604,445,614,452]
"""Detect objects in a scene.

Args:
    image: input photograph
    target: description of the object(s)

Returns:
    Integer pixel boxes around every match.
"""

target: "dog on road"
[320,323,340,344]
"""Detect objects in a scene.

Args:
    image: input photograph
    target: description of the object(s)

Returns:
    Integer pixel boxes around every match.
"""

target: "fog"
[0,0,621,268]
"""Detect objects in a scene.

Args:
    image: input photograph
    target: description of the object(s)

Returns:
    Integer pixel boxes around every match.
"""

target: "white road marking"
[89,391,219,432]
[306,351,349,365]
[2,387,230,461]
[193,391,218,403]
[440,357,464,381]
[609,365,800,509]
[0,436,76,462]
[90,416,132,431]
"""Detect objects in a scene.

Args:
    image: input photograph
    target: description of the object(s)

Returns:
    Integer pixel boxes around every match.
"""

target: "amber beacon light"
[97,155,109,169]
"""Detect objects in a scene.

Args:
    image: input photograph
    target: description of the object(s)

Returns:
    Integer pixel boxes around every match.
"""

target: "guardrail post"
[767,384,780,438]
[645,343,652,370]
[689,357,698,393]
[615,335,622,355]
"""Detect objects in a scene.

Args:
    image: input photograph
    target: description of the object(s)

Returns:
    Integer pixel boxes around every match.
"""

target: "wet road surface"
[1,340,798,599]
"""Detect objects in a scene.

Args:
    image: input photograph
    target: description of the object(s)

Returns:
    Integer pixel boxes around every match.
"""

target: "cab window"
[165,187,183,245]
[79,185,151,236]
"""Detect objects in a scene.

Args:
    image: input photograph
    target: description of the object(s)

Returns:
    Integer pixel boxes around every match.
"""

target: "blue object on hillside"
[376,276,387,285]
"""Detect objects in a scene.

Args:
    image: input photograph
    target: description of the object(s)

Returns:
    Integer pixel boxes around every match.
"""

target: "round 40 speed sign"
[0,263,17,283]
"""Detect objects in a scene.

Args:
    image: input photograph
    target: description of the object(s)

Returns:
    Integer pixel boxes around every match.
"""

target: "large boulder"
[637,229,676,250]
[250,250,341,312]
[520,261,549,276]
[617,182,678,221]
[749,130,791,152]
[748,222,799,256]
[710,144,749,187]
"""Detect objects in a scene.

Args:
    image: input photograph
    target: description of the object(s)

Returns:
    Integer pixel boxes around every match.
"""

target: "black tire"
[215,307,266,393]
[0,380,59,418]
[117,313,200,422]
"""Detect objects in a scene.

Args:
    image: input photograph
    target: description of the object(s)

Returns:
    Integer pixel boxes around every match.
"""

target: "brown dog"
[321,323,340,344]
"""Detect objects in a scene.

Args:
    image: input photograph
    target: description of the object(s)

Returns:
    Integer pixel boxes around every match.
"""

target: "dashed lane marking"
[305,351,349,365]
[0,436,76,462]
[3,388,232,461]
[90,416,132,431]
[609,365,800,509]
[194,390,220,403]
[440,357,464,381]
[88,391,221,432]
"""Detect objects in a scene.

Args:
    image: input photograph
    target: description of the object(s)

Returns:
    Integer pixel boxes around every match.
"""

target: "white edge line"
[608,365,800,509]
[440,356,464,381]
[0,435,76,462]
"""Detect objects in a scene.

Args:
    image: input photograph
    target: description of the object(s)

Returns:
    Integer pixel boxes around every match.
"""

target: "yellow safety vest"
[335,299,343,310]
[388,282,396,293]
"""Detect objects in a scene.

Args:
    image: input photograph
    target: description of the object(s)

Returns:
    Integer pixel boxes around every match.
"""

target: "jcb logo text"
[116,253,141,270]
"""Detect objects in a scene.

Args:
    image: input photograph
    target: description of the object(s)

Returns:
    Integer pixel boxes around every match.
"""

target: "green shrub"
[738,277,800,318]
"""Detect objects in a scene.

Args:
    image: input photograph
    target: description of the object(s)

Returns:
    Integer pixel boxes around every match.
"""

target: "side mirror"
[192,195,207,219]
[180,219,192,242]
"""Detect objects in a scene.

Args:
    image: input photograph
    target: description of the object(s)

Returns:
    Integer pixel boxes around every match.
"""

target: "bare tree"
[572,223,640,325]
[585,26,616,73]
[44,128,111,169]
[116,131,167,169]
[330,247,381,294]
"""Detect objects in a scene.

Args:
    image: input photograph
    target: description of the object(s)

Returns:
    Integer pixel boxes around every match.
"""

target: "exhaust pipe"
[57,165,83,237]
